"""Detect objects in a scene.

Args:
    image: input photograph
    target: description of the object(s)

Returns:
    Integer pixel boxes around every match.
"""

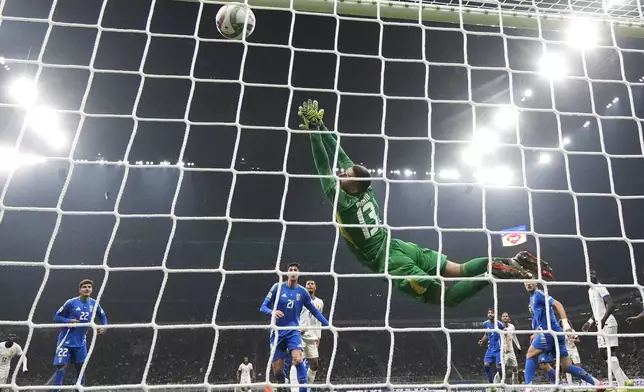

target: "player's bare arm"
[626,311,644,324]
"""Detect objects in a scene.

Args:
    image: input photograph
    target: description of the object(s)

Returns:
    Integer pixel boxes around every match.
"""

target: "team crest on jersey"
[296,293,301,301]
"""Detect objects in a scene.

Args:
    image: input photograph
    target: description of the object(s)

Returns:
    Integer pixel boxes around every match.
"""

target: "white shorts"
[503,351,518,367]
[568,349,581,364]
[597,323,618,348]
[239,376,251,390]
[303,338,319,359]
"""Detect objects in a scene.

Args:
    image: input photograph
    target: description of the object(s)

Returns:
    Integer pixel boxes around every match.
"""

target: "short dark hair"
[287,262,300,271]
[352,165,371,194]
[487,308,494,312]
[79,279,93,288]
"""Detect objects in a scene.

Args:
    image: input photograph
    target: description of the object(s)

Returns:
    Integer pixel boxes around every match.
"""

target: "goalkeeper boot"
[511,251,554,280]
[491,261,533,279]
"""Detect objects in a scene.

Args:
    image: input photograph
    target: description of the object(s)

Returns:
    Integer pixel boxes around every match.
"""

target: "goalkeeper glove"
[298,99,325,130]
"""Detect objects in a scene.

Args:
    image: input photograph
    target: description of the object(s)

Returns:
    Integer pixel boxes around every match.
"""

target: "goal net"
[0,0,643,391]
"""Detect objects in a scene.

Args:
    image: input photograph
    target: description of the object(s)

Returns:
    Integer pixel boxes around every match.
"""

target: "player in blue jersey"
[260,262,329,392]
[478,308,504,384]
[52,279,107,392]
[524,282,602,390]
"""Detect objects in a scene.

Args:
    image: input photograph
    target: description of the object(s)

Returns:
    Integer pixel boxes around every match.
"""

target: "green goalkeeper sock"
[459,257,490,277]
[443,280,490,307]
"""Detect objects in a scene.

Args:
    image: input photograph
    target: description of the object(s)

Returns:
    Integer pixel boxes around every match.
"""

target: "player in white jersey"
[564,328,581,386]
[300,280,323,385]
[0,333,28,389]
[237,357,254,392]
[501,312,521,387]
[582,270,633,388]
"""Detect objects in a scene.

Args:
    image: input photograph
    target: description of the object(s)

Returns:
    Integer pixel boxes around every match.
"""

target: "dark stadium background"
[0,0,642,387]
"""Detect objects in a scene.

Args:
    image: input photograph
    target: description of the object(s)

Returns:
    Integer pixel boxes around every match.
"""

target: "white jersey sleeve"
[503,324,517,352]
[301,297,324,340]
[14,343,26,372]
[565,329,579,351]
[589,286,615,325]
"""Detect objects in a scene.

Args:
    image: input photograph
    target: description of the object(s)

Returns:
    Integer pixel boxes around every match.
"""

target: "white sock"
[307,369,316,384]
[609,357,628,386]
[566,372,573,386]
[606,359,614,387]
[493,371,501,383]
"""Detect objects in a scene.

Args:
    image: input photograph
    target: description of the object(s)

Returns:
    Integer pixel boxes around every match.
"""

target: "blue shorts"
[538,353,553,364]
[53,345,87,366]
[270,330,303,363]
[484,349,501,365]
[531,332,568,359]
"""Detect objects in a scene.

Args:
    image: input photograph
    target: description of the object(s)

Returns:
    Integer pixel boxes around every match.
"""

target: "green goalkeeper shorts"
[380,238,448,303]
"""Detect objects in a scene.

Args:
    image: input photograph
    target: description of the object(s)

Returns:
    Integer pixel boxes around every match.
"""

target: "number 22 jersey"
[54,297,107,348]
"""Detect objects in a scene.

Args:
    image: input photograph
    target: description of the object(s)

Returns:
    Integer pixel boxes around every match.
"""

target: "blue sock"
[567,365,595,385]
[524,358,537,384]
[546,369,556,382]
[484,364,494,382]
[53,368,65,391]
[295,361,307,392]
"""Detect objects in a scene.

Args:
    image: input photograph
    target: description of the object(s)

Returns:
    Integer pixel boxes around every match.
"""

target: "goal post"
[177,0,644,37]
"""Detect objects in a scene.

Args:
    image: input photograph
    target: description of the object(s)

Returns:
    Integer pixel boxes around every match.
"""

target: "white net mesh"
[1,0,644,391]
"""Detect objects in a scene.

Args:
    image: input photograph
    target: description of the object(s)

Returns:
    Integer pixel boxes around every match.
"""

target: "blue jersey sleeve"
[260,284,278,315]
[533,290,548,306]
[497,321,504,330]
[96,302,107,325]
[54,299,74,323]
[301,288,329,326]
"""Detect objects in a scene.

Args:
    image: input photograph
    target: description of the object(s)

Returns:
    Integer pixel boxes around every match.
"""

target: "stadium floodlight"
[475,166,513,185]
[539,153,551,164]
[462,146,484,167]
[539,53,568,80]
[377,168,383,174]
[524,88,533,97]
[9,77,38,106]
[583,121,590,128]
[473,129,500,150]
[0,146,44,171]
[403,168,413,177]
[0,57,5,65]
[493,106,518,129]
[25,107,67,150]
[562,137,571,146]
[612,97,619,103]
[439,168,460,179]
[566,18,598,49]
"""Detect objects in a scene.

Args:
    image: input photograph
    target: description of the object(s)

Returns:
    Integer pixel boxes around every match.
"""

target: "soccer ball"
[215,4,256,40]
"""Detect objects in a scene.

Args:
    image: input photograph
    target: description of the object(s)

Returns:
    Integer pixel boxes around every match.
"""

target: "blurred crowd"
[0,315,642,389]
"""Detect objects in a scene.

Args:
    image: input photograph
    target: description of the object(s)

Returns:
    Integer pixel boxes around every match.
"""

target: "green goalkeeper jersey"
[310,131,387,269]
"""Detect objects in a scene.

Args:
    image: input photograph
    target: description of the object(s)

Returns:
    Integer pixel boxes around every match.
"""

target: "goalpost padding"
[1,0,644,390]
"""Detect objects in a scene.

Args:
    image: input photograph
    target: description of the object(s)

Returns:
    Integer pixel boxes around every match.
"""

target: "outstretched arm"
[302,290,329,326]
[311,134,350,208]
[320,128,354,171]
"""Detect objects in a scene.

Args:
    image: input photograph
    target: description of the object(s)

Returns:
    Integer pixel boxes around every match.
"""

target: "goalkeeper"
[299,99,554,307]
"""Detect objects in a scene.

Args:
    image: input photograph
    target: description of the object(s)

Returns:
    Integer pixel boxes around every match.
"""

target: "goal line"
[178,0,644,37]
